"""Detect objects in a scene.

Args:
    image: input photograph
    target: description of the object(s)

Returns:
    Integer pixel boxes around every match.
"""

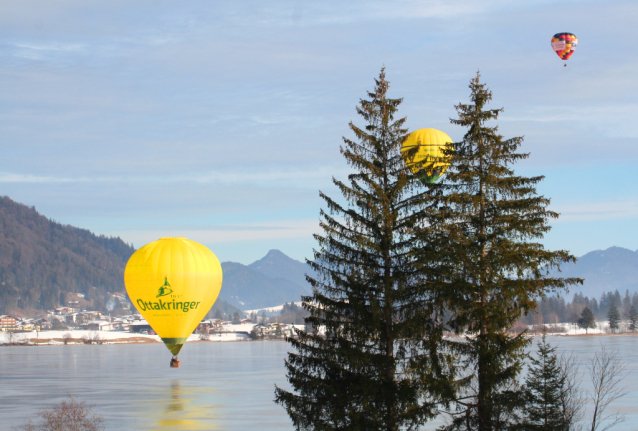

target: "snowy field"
[528,321,637,336]
[245,302,303,314]
[2,321,633,347]
[0,324,256,346]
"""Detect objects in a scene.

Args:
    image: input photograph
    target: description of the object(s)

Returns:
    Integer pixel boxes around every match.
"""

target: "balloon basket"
[170,357,180,368]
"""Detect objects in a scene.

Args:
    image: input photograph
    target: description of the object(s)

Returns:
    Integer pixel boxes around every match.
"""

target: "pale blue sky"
[1,0,637,263]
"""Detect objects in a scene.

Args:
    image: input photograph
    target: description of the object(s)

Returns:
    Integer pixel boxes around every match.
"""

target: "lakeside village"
[0,298,303,346]
[2,302,638,346]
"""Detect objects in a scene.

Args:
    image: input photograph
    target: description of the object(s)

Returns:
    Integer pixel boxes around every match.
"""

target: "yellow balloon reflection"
[153,381,218,431]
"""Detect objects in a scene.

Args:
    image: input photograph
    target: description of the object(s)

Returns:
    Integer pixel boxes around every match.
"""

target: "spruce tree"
[607,303,620,333]
[275,69,450,430]
[577,307,596,334]
[628,305,637,332]
[419,73,581,431]
[523,334,570,431]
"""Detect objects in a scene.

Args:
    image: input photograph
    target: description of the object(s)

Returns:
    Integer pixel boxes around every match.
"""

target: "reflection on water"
[0,337,636,430]
[166,381,185,414]
[0,341,294,431]
[151,381,217,431]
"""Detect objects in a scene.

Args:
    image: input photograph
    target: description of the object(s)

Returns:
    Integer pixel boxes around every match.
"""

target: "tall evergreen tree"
[419,73,581,431]
[628,305,637,332]
[213,308,223,320]
[523,334,573,431]
[275,69,450,430]
[578,307,596,334]
[607,303,620,333]
[232,311,241,324]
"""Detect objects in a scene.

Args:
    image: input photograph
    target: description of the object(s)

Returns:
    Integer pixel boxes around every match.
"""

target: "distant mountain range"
[2,195,638,314]
[550,246,638,299]
[221,246,638,309]
[218,249,314,310]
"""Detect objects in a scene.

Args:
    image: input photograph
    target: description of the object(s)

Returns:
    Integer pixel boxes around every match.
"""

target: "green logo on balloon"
[156,276,174,298]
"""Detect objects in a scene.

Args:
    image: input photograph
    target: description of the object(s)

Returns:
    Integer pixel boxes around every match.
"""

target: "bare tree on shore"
[587,347,628,431]
[559,352,585,430]
[198,329,210,341]
[6,330,26,345]
[89,331,103,344]
[12,396,104,431]
[7,330,17,345]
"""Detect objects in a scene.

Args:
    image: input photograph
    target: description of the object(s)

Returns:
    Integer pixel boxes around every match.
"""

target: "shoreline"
[546,331,638,337]
[3,330,638,347]
[0,328,254,347]
[0,337,256,347]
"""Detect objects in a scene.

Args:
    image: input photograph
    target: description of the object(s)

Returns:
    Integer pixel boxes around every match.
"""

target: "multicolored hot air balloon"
[401,128,452,184]
[551,33,578,65]
[124,237,223,367]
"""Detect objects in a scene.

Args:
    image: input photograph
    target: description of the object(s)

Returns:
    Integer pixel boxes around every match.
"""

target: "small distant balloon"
[401,128,452,184]
[551,33,578,65]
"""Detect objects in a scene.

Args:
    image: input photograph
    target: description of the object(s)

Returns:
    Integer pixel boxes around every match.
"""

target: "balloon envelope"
[551,32,578,60]
[401,128,452,184]
[124,237,223,355]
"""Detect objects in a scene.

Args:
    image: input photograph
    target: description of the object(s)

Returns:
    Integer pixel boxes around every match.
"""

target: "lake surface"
[1,335,637,430]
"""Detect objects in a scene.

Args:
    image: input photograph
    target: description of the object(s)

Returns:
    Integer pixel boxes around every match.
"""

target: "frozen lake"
[1,335,637,430]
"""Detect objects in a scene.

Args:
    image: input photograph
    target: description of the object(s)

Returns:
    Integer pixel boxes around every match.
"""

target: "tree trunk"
[477,135,491,431]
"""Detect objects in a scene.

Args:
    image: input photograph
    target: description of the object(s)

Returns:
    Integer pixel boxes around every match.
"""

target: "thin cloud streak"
[0,173,77,183]
[117,219,321,246]
[0,165,352,186]
[553,200,638,222]
[12,42,86,52]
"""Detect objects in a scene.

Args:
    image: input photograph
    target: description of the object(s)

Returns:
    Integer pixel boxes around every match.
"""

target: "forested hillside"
[0,195,314,315]
[0,196,135,313]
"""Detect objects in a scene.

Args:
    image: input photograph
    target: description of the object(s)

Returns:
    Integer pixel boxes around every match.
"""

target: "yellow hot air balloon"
[124,237,223,367]
[401,128,452,184]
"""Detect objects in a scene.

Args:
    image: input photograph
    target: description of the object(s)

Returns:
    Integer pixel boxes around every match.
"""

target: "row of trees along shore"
[273,69,615,431]
[522,290,638,326]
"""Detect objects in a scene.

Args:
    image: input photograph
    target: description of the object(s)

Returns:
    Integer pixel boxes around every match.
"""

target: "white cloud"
[0,173,76,183]
[502,104,638,141]
[0,165,352,187]
[503,104,638,124]
[552,200,638,222]
[183,166,352,186]
[116,219,321,246]
[13,42,85,52]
